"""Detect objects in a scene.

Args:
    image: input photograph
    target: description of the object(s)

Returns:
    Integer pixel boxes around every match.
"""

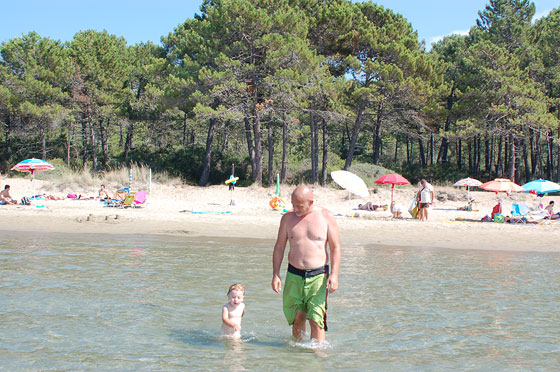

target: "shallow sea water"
[0,231,559,371]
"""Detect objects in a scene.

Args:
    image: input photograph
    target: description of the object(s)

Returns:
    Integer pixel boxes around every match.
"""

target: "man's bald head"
[292,185,313,201]
[291,185,314,216]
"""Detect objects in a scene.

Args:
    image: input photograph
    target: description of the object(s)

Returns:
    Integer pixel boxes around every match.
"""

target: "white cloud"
[533,9,552,22]
[429,29,470,46]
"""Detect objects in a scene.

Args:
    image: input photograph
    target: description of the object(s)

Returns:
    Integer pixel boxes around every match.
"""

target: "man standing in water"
[271,185,341,343]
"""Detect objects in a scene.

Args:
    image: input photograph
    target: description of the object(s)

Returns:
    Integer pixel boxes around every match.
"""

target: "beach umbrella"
[453,177,482,201]
[11,158,55,199]
[374,173,410,204]
[479,178,524,214]
[521,179,560,196]
[331,170,369,198]
[479,178,524,193]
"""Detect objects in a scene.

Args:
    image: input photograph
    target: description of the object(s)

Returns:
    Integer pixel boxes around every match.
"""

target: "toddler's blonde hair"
[228,283,245,295]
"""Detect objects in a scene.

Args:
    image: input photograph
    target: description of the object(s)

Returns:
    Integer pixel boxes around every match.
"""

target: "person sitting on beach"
[357,202,386,211]
[0,185,17,205]
[98,184,109,201]
[391,201,404,218]
[220,283,245,339]
[545,201,554,217]
[112,188,128,200]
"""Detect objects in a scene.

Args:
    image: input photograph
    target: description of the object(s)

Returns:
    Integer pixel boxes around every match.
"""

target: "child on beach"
[220,283,245,339]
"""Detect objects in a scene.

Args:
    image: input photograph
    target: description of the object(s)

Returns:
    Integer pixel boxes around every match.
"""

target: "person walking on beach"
[417,179,434,221]
[271,185,341,343]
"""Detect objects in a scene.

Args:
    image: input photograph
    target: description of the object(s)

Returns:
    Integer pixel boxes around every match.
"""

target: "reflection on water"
[0,231,559,371]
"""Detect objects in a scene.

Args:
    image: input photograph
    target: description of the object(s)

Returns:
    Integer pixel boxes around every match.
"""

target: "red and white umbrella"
[374,173,410,204]
[11,158,55,199]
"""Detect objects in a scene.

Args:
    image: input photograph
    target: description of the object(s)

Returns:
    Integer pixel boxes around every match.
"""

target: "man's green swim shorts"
[283,264,329,330]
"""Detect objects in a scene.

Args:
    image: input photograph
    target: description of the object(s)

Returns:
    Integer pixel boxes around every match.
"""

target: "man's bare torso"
[284,206,329,269]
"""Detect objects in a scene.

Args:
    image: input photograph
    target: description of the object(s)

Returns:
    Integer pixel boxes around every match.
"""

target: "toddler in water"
[220,283,245,339]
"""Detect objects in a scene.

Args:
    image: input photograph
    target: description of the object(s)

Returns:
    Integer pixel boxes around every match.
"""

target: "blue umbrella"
[521,179,560,195]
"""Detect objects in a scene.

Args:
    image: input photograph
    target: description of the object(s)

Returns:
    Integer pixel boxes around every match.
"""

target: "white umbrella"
[330,170,369,198]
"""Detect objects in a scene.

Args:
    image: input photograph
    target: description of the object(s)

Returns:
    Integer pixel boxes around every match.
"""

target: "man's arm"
[271,215,288,293]
[325,210,341,293]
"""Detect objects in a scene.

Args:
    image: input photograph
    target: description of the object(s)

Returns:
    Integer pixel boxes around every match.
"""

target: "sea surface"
[0,231,559,371]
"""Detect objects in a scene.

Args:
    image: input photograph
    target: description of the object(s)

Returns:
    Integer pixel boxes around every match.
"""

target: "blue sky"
[0,0,557,47]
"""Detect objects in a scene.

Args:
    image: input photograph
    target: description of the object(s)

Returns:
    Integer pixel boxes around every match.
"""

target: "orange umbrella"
[479,178,524,193]
[479,178,524,214]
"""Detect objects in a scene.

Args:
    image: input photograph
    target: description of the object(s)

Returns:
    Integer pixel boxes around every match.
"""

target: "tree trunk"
[485,134,491,174]
[123,120,134,163]
[522,137,530,183]
[372,100,383,164]
[182,112,187,146]
[198,118,216,186]
[508,133,515,181]
[467,141,472,172]
[406,135,410,164]
[321,118,328,186]
[81,116,88,167]
[88,113,97,170]
[394,135,399,163]
[418,134,426,168]
[244,117,256,178]
[457,139,462,170]
[344,99,367,170]
[252,113,263,185]
[40,127,46,160]
[546,129,553,180]
[267,124,274,186]
[66,118,72,167]
[221,120,230,153]
[310,112,319,184]
[537,131,544,178]
[496,136,503,177]
[281,117,287,183]
[529,129,536,176]
[489,136,494,176]
[99,118,108,168]
[429,134,434,166]
[438,82,456,164]
[557,118,560,182]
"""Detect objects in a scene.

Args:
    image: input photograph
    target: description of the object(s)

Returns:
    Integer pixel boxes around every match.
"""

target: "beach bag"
[408,196,418,218]
[20,197,31,205]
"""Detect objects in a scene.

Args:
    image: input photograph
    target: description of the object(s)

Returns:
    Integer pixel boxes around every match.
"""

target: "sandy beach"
[1,177,559,252]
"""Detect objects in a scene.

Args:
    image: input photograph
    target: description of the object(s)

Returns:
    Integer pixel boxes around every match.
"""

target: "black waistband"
[288,263,329,278]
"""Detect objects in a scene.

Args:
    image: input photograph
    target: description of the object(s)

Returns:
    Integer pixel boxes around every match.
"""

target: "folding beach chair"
[511,203,529,217]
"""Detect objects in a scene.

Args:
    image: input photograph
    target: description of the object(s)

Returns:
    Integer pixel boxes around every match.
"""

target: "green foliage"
[1,0,560,186]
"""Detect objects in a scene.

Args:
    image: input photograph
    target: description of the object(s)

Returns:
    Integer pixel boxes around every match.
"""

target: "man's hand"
[271,274,282,293]
[327,274,338,293]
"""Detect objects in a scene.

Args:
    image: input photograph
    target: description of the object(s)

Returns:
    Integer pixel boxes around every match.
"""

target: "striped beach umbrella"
[521,179,560,196]
[453,177,482,201]
[11,158,55,199]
